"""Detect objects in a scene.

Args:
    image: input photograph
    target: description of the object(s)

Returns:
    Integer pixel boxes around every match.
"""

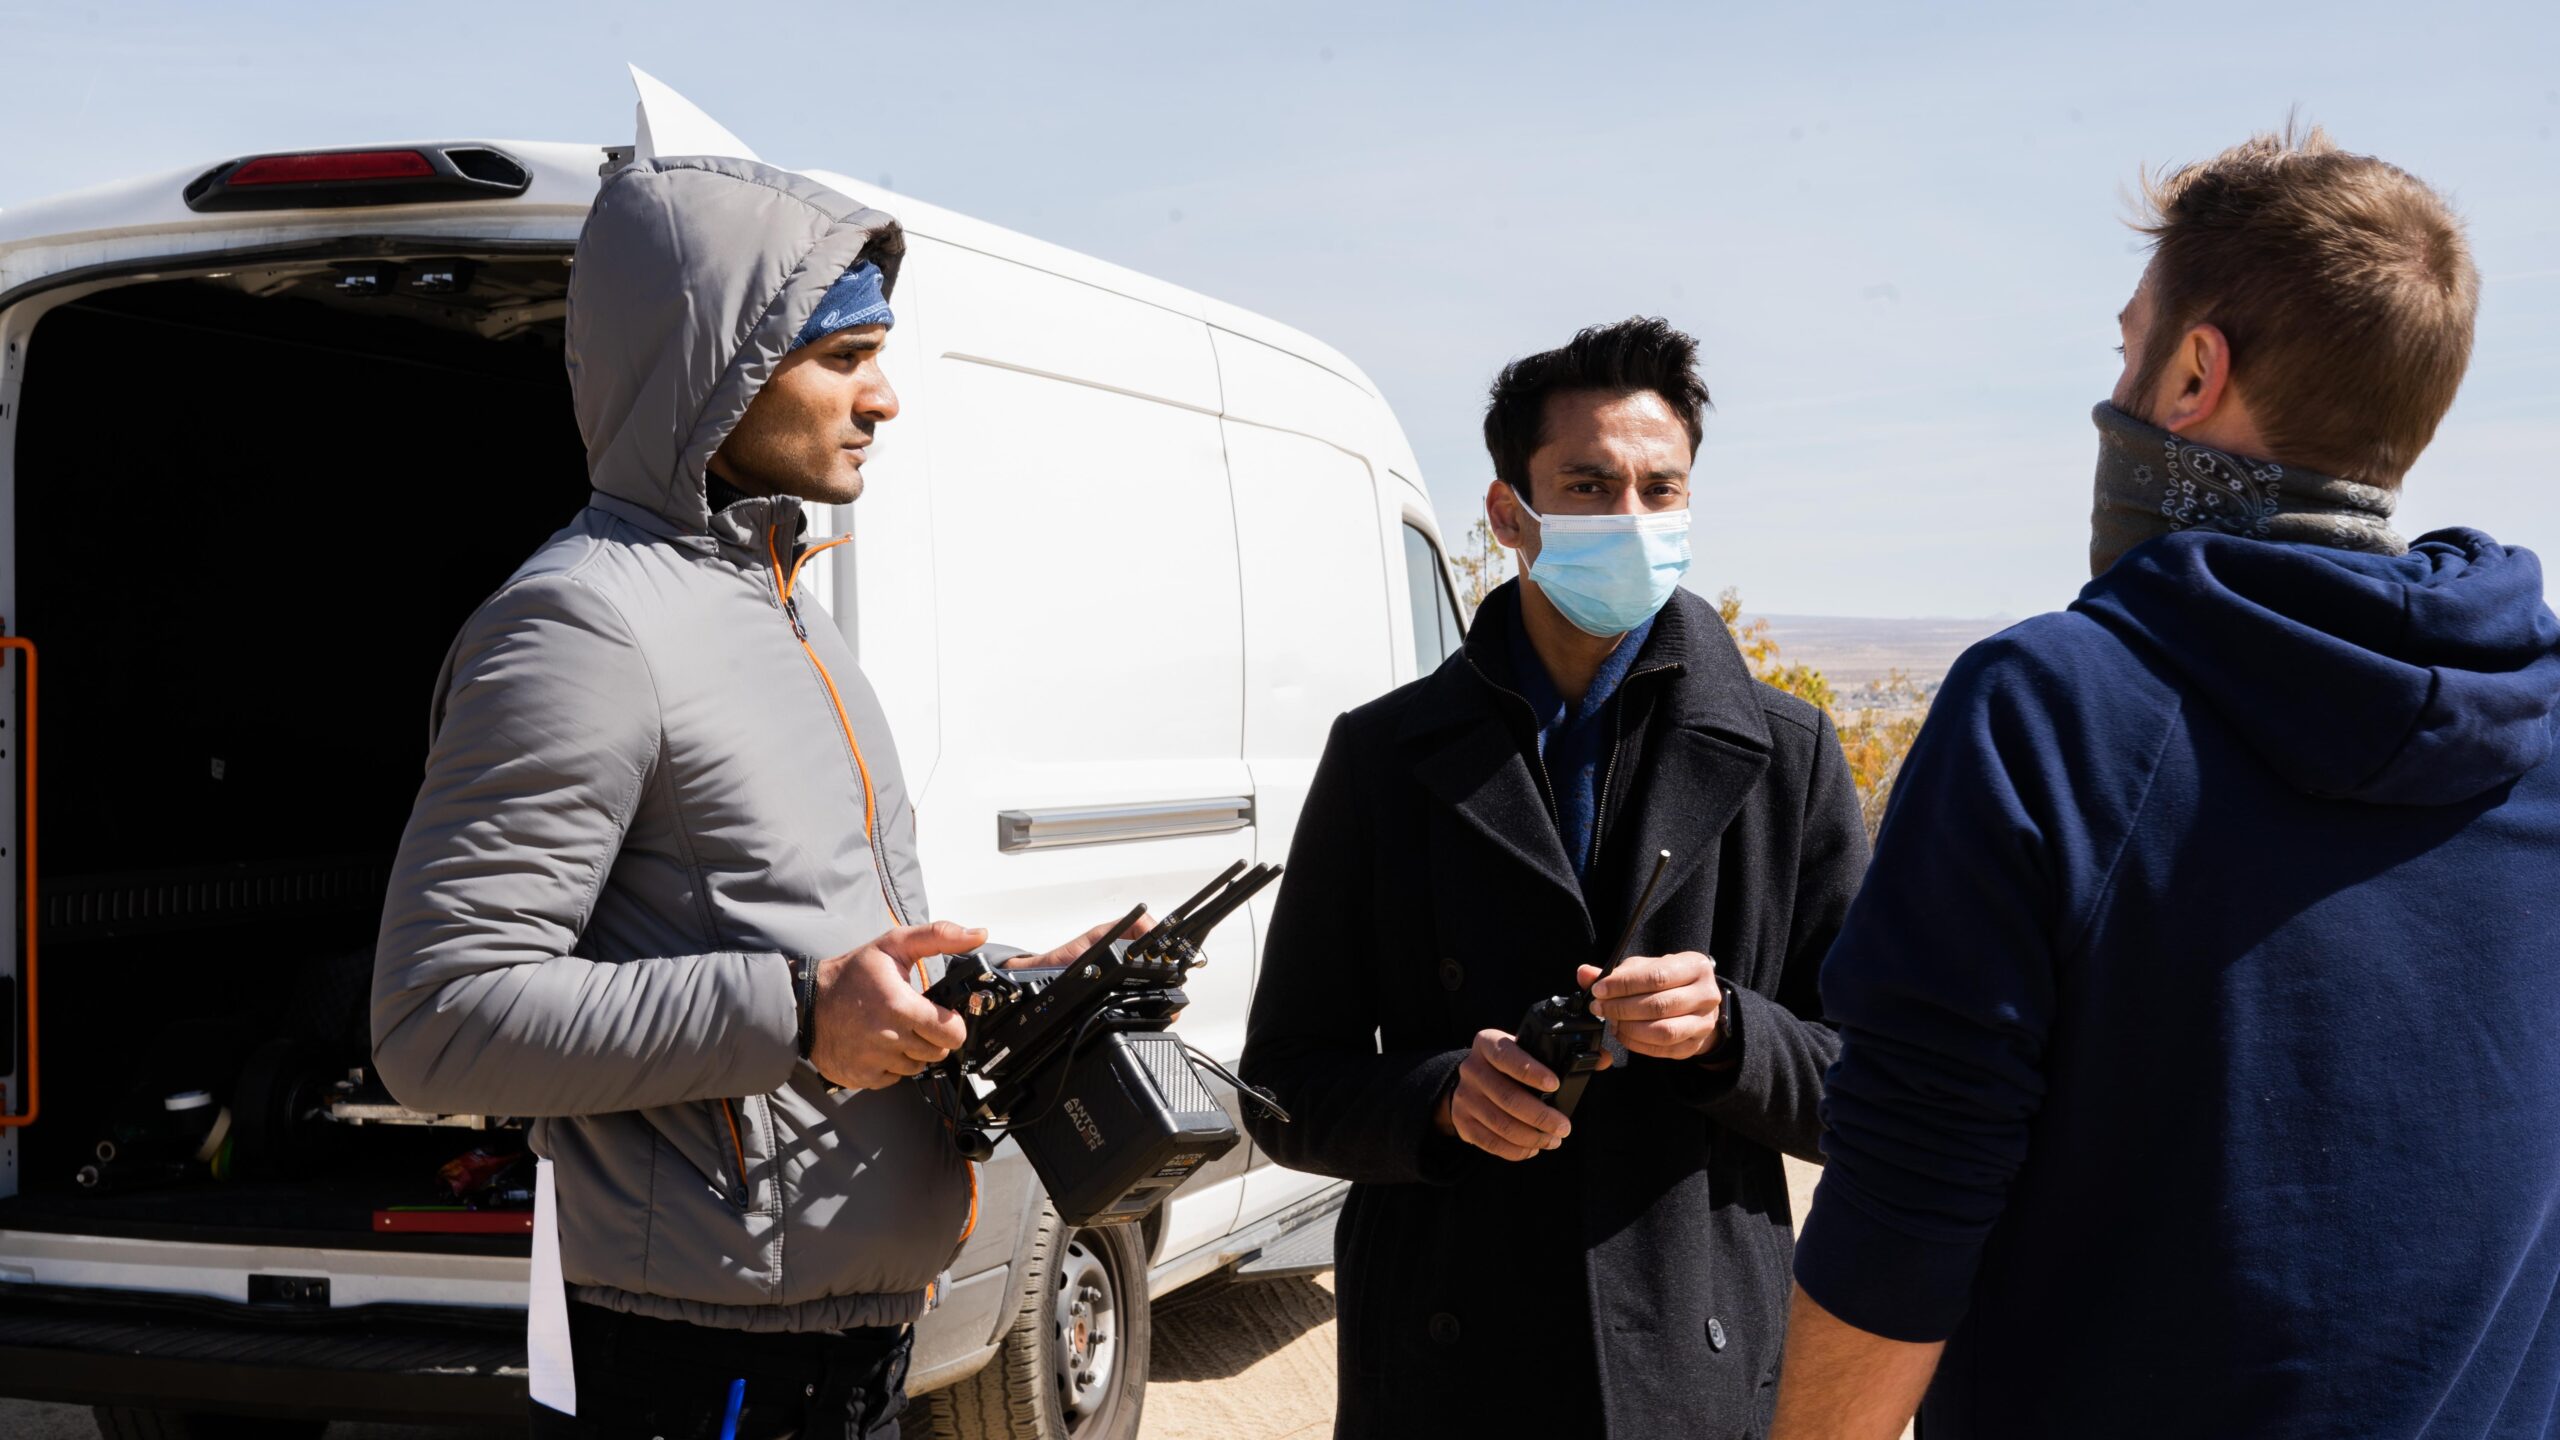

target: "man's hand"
[1432,1028,1595,1160]
[1003,910,1159,970]
[1580,952,1724,1061]
[808,921,985,1091]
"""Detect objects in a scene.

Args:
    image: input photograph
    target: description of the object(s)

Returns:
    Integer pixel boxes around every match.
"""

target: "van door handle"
[996,797,1254,853]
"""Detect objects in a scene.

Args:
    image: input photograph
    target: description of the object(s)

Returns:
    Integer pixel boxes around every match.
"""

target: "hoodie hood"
[565,155,903,541]
[2079,528,2560,806]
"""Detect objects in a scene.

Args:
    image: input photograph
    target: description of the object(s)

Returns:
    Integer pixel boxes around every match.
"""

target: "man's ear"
[2155,322,2235,433]
[1486,479,1530,551]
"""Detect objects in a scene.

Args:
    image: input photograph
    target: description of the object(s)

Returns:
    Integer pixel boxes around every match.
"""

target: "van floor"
[10,260,589,1239]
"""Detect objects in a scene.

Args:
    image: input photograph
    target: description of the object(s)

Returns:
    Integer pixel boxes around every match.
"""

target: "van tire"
[91,1407,326,1440]
[907,1204,1149,1440]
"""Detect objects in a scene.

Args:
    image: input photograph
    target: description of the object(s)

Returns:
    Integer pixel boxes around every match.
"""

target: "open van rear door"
[628,65,760,163]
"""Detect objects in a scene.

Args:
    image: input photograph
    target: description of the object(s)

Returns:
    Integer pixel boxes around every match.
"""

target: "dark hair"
[2131,123,2476,485]
[1482,317,1711,503]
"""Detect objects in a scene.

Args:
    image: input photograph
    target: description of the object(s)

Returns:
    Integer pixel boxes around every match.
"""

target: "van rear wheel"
[92,1407,327,1440]
[908,1203,1150,1440]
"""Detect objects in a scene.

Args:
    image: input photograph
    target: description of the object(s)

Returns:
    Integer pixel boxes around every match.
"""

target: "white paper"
[528,1157,578,1416]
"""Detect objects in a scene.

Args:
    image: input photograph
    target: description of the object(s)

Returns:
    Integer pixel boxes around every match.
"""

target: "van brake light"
[184,145,532,212]
[227,150,437,186]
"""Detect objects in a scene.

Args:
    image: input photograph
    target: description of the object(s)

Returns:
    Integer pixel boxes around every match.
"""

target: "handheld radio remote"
[1514,848,1674,1121]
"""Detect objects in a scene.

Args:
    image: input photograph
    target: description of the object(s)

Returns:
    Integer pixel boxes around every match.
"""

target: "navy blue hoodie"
[1796,527,2560,1438]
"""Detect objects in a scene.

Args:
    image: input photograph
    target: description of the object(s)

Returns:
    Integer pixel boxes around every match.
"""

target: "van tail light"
[227,150,437,186]
[184,145,532,213]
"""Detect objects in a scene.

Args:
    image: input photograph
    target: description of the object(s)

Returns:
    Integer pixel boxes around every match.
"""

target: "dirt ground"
[0,1161,1826,1439]
[1134,1157,1823,1440]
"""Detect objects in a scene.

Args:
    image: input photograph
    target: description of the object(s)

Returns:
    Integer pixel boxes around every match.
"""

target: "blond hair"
[2132,123,2478,486]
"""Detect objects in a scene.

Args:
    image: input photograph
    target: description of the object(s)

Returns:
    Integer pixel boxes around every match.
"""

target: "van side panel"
[906,241,1252,1263]
[1209,329,1408,1228]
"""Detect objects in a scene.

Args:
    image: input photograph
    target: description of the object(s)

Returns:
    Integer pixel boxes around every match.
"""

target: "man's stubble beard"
[712,439,865,507]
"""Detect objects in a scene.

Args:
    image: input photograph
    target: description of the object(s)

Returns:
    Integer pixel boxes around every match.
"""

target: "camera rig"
[924,860,1288,1226]
[1515,848,1674,1121]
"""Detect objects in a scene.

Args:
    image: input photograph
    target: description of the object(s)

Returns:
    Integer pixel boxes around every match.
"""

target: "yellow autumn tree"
[1448,516,1512,613]
[1717,587,1926,839]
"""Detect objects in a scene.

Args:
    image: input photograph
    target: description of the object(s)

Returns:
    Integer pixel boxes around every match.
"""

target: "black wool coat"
[1239,582,1868,1440]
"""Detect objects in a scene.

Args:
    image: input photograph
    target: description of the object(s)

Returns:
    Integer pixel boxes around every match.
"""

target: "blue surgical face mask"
[1514,491,1693,638]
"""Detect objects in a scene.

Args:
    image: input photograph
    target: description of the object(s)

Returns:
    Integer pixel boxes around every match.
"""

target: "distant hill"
[1757,614,2014,691]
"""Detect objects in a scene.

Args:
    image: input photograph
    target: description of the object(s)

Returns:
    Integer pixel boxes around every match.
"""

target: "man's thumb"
[884,920,989,961]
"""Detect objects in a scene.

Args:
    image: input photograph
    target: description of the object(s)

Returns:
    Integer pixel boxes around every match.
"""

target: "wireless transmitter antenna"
[1591,849,1674,991]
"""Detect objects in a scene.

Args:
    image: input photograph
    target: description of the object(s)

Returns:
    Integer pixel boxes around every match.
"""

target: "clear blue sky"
[5,1,2552,618]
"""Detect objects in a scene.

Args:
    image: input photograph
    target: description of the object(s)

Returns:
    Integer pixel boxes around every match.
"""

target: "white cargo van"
[0,75,1473,1440]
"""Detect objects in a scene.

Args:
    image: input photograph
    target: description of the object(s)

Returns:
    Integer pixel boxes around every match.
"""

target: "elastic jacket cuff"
[790,955,821,1061]
[1793,1165,1984,1344]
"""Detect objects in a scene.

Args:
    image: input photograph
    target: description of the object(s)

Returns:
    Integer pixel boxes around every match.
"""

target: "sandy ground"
[0,1161,1827,1439]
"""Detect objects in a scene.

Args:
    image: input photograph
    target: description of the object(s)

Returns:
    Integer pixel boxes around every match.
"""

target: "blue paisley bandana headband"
[792,259,894,350]
[2088,401,2405,577]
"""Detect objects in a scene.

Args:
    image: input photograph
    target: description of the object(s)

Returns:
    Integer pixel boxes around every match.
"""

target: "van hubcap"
[1052,1233,1119,1424]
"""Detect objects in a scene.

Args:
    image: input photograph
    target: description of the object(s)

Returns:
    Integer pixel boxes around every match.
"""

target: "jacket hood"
[2079,528,2560,806]
[565,156,903,539]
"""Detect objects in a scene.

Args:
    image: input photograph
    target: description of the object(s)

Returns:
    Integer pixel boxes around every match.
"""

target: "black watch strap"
[792,956,820,1061]
[1696,977,1741,1071]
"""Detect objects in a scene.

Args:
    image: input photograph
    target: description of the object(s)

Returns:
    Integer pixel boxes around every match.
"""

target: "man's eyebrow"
[2117,308,2129,327]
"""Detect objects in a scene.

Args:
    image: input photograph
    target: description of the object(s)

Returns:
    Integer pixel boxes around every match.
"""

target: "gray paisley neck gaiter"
[2089,401,2406,576]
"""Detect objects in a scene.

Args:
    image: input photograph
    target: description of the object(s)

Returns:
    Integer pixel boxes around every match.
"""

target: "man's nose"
[1608,483,1647,515]
[860,376,900,425]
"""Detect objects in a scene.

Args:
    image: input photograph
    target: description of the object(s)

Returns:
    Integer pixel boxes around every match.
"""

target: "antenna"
[1594,850,1673,985]
[1168,864,1280,949]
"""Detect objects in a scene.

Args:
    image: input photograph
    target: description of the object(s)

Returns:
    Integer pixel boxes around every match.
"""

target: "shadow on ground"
[1152,1275,1335,1384]
[1139,1273,1338,1440]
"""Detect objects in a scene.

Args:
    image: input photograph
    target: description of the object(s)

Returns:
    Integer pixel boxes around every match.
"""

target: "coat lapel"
[1409,713,1590,930]
[1603,591,1775,935]
[1398,586,1591,934]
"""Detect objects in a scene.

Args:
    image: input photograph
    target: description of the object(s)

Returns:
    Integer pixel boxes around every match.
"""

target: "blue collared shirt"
[1507,614,1656,888]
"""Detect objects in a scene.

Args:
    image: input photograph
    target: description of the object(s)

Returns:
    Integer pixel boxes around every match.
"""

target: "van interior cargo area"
[5,253,592,1251]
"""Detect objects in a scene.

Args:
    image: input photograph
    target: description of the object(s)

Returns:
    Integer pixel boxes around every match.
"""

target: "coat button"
[1438,958,1464,992]
[1429,1311,1462,1346]
[1707,1316,1728,1351]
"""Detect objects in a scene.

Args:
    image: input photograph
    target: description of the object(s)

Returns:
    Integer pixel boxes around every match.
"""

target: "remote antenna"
[1170,864,1280,949]
[1158,860,1246,931]
[1593,850,1673,985]
[1069,902,1151,967]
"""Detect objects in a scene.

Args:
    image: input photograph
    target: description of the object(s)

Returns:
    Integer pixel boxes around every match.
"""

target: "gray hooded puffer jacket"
[373,156,970,1333]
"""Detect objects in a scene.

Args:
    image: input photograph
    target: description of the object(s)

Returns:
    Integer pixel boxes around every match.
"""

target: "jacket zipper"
[762,524,979,1251]
[719,1097,750,1209]
[765,527,909,930]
